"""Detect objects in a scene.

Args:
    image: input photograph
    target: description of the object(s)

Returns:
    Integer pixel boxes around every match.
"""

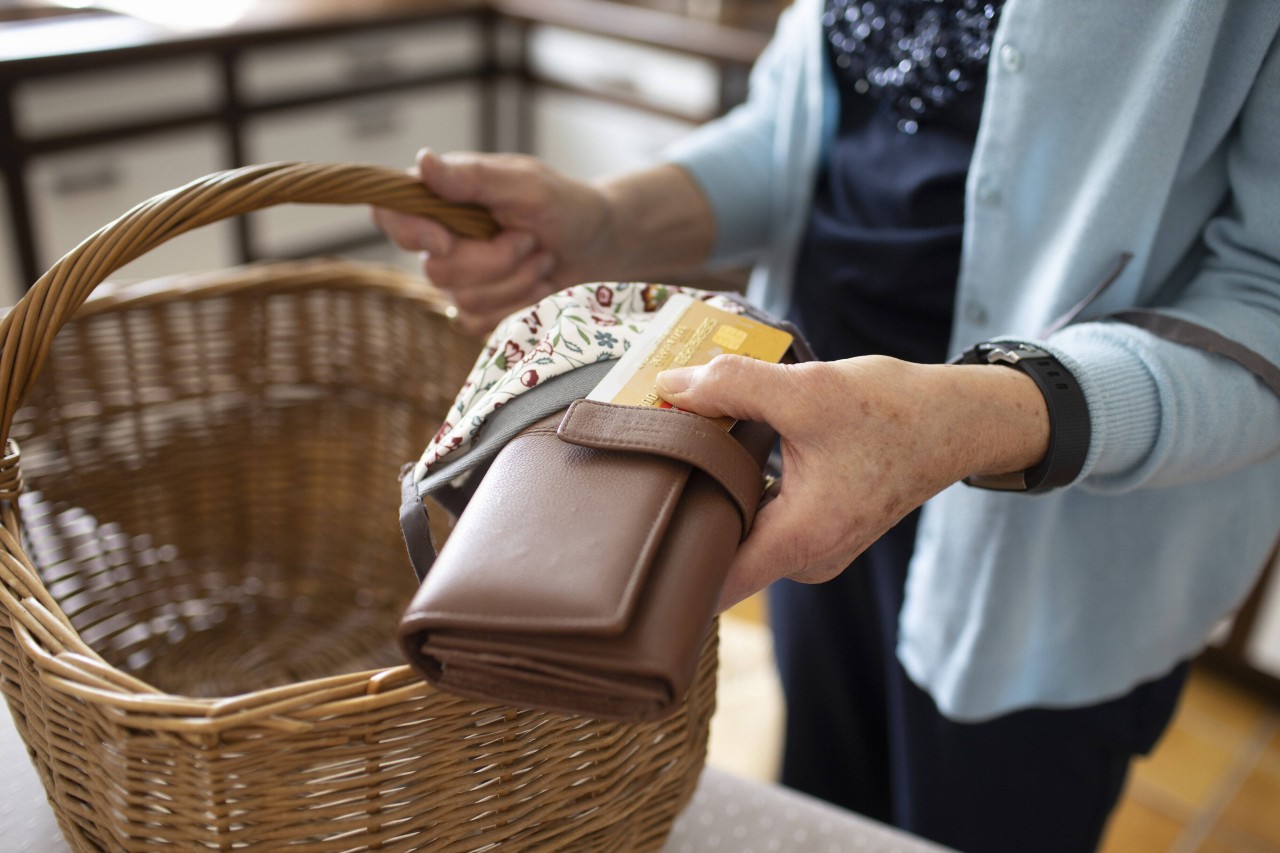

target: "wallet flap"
[556,400,764,535]
[403,417,690,636]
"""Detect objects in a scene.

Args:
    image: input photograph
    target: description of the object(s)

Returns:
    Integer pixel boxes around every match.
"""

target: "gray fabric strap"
[1107,309,1280,399]
[400,469,438,581]
[416,360,616,500]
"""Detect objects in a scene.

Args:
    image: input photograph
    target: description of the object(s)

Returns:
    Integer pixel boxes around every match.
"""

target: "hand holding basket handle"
[0,161,496,446]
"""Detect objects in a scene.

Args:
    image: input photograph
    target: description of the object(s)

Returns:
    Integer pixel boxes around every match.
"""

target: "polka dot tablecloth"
[2,705,952,852]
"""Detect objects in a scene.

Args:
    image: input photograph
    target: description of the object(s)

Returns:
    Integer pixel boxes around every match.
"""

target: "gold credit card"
[587,294,793,428]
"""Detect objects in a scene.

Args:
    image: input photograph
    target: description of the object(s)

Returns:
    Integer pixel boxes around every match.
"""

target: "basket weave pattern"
[0,163,716,851]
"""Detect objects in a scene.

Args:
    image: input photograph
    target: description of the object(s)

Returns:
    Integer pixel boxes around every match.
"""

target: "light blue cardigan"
[667,0,1280,720]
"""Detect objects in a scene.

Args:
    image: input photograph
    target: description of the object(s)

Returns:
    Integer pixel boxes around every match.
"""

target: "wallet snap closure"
[556,399,765,535]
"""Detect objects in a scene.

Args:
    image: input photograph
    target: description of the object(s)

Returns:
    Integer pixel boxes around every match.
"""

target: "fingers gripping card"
[587,294,793,428]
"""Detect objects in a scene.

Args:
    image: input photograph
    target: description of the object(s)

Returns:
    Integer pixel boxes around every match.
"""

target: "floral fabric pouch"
[408,282,744,486]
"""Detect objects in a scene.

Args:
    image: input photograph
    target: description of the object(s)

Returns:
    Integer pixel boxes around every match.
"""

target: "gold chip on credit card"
[587,294,793,429]
[712,325,748,350]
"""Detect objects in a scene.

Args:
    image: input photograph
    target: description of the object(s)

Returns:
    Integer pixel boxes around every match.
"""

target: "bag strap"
[399,472,440,582]
[1105,308,1280,399]
[557,399,765,533]
[1038,252,1280,399]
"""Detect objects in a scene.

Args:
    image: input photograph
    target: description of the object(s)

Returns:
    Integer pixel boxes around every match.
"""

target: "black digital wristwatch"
[951,341,1091,493]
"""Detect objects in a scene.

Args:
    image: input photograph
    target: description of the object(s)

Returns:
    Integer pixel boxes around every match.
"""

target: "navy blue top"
[790,10,993,364]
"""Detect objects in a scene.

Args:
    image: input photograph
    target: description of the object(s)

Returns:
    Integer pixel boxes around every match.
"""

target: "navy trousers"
[769,510,1188,853]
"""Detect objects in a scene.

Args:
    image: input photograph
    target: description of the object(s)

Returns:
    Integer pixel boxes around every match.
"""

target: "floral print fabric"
[412,282,743,483]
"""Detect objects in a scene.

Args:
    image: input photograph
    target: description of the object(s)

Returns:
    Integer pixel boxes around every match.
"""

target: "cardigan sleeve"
[1042,30,1280,493]
[662,2,803,267]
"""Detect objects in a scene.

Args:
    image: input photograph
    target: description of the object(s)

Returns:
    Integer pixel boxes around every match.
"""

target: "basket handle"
[0,161,498,444]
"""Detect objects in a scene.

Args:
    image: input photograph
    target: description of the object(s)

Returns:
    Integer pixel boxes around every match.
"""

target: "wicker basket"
[0,162,716,851]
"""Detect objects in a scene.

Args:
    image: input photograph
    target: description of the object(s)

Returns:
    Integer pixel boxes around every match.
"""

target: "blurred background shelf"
[0,0,779,302]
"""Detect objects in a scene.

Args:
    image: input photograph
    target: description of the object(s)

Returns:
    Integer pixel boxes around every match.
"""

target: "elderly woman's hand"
[372,149,614,336]
[656,355,1051,609]
[373,150,716,337]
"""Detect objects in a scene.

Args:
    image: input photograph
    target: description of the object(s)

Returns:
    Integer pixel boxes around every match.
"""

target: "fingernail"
[537,253,556,278]
[416,224,452,255]
[655,367,694,397]
[514,233,537,259]
[416,148,443,184]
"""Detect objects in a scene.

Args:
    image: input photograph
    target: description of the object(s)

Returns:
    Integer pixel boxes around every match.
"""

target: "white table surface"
[2,704,951,853]
[660,766,954,853]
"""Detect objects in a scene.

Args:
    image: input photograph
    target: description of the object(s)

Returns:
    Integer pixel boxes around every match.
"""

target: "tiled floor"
[1101,667,1280,852]
[712,595,1280,853]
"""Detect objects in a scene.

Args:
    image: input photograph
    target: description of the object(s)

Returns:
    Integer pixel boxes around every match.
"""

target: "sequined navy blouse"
[791,0,1004,364]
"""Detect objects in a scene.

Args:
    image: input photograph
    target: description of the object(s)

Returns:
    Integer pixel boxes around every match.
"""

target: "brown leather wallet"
[397,399,776,721]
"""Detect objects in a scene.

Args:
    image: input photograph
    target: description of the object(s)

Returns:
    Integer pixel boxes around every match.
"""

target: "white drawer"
[28,127,237,283]
[0,180,21,306]
[243,82,481,255]
[239,19,485,104]
[533,89,696,182]
[14,58,222,138]
[527,25,719,120]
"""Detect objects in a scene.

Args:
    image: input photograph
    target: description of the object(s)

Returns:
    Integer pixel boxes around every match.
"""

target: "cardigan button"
[975,178,1002,206]
[964,301,990,325]
[999,43,1024,72]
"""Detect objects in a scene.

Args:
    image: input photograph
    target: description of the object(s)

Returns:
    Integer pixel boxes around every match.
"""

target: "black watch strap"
[951,342,1091,493]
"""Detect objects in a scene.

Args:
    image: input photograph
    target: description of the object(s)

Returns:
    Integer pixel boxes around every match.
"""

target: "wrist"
[950,365,1052,478]
[949,341,1090,492]
[594,165,715,280]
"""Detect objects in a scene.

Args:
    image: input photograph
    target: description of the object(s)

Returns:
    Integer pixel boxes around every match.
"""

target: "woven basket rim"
[0,163,494,731]
[2,258,465,733]
[73,258,456,320]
